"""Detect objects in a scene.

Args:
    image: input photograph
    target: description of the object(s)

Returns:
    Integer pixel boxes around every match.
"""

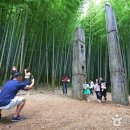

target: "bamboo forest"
[0,0,129,90]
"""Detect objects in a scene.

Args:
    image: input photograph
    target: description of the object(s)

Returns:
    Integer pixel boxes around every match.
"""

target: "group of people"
[61,75,107,103]
[83,78,107,103]
[0,66,34,122]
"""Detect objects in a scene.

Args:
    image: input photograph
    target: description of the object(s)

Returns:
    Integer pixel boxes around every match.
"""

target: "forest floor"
[0,89,130,130]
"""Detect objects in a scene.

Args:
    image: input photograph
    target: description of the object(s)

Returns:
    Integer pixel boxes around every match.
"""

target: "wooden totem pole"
[72,27,86,100]
[105,4,129,105]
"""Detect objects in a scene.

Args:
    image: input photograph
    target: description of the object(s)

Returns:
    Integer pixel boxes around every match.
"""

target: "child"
[83,81,91,101]
[24,69,32,85]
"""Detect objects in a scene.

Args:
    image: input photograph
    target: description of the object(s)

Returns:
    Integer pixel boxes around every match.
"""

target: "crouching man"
[0,72,35,122]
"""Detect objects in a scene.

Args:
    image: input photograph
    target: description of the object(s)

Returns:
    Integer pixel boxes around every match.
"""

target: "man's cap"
[13,72,22,78]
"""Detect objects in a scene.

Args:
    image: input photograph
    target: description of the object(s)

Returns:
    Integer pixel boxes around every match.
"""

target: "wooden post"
[105,4,129,105]
[72,27,86,100]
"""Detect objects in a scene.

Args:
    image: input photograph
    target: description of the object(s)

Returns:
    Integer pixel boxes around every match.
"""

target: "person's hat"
[13,72,22,78]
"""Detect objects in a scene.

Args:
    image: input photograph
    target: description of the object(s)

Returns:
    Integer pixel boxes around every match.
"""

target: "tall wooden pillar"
[105,4,129,105]
[72,27,86,100]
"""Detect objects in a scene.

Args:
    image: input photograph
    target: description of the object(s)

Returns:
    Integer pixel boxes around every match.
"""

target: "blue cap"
[13,72,22,78]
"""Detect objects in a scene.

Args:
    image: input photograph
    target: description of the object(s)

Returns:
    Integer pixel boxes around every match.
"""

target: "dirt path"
[0,90,130,130]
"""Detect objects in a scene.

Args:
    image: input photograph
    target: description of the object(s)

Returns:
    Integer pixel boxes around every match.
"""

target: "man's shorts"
[0,97,24,110]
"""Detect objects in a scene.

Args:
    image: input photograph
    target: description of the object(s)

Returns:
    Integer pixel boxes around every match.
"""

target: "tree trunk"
[87,24,92,81]
[4,10,17,81]
[51,29,55,91]
[20,12,28,72]
[105,4,129,105]
[0,11,11,68]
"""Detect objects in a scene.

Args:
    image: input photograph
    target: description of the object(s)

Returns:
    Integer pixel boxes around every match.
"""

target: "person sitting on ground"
[24,69,32,85]
[94,79,101,103]
[0,72,35,122]
[83,81,91,102]
[10,66,17,80]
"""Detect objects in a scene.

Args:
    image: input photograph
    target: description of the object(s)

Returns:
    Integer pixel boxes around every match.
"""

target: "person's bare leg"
[86,95,88,101]
[87,95,90,101]
[13,99,26,117]
[88,95,90,101]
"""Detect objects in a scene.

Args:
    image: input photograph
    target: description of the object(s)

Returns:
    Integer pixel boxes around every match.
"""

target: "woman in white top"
[94,79,101,102]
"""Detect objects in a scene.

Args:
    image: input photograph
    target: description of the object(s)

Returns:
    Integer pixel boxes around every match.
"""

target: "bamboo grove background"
[0,0,130,93]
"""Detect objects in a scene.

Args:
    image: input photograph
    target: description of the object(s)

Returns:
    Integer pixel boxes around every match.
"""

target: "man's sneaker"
[11,116,26,122]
